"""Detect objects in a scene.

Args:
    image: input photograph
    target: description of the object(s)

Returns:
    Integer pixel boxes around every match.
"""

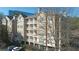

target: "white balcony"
[47,44,55,47]
[33,32,37,36]
[27,21,37,24]
[33,20,37,24]
[27,21,33,24]
[27,33,33,36]
[26,27,33,30]
[33,27,37,30]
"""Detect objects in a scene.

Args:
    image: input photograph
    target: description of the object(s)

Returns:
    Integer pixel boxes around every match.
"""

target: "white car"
[12,47,22,51]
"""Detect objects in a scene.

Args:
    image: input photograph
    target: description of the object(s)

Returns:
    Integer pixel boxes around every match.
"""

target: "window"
[34,24,37,27]
[26,24,28,27]
[40,16,45,20]
[30,36,33,39]
[30,30,33,33]
[30,24,33,28]
[48,16,52,21]
[35,37,37,41]
[26,36,28,39]
[30,18,33,22]
[19,16,22,19]
[17,25,23,28]
[30,24,33,26]
[26,30,29,33]
[20,26,23,28]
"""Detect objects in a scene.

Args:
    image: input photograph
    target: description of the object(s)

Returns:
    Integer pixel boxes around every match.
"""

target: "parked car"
[7,46,15,51]
[7,45,24,51]
[12,47,22,51]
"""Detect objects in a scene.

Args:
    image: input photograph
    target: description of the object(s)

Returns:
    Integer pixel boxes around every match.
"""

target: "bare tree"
[38,7,71,51]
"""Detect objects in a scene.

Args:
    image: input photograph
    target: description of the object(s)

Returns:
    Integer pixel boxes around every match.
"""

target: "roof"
[7,16,13,20]
[25,15,36,19]
[9,10,34,17]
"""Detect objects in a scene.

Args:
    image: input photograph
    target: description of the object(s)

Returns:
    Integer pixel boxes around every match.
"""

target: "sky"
[69,7,79,17]
[0,7,38,15]
[0,7,79,17]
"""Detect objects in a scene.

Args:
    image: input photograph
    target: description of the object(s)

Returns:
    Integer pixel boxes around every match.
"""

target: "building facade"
[0,18,2,40]
[24,12,68,50]
[11,14,25,44]
[24,12,57,48]
[24,16,38,45]
[37,12,56,48]
[0,10,69,50]
[5,16,13,40]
